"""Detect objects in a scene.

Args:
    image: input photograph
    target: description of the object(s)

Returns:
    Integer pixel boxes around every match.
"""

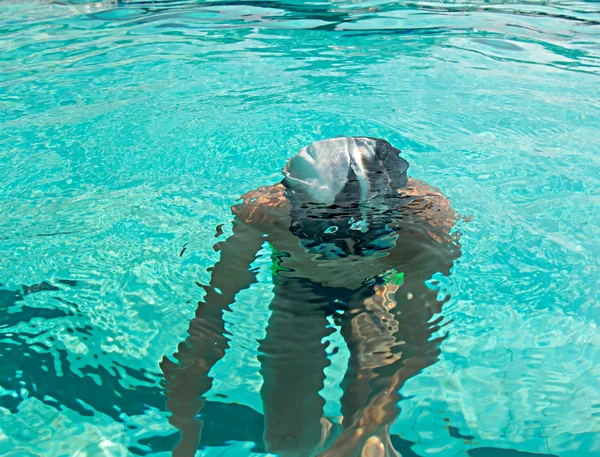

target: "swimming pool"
[1,0,599,455]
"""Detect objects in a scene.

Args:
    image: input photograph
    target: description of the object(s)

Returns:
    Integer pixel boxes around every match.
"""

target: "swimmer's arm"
[195,182,289,316]
[320,283,446,457]
[201,219,265,315]
[160,217,264,456]
[318,180,463,456]
[164,217,264,373]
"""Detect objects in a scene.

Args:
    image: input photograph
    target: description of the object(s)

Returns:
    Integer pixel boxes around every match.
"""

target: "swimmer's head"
[282,137,408,207]
[282,137,409,257]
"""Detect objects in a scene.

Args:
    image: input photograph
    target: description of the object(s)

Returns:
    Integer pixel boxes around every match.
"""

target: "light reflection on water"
[0,0,599,456]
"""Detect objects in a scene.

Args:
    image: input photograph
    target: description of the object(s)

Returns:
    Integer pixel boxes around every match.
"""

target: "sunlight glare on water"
[0,0,599,456]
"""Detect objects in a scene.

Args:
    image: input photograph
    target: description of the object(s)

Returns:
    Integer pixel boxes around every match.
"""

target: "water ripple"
[1,0,599,456]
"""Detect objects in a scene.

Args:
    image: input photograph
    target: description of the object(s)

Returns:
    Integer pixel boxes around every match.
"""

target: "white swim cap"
[283,137,408,205]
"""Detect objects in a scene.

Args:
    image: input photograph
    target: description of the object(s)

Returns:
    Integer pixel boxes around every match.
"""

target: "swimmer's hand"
[316,428,399,457]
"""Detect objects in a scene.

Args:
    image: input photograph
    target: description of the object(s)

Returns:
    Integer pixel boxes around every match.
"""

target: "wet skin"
[160,178,462,457]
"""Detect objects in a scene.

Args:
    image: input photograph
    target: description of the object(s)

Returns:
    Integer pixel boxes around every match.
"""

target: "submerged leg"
[258,277,337,457]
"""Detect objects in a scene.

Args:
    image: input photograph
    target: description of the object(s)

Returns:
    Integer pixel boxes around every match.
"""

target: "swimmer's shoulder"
[231,183,292,225]
[398,178,462,242]
[404,178,451,209]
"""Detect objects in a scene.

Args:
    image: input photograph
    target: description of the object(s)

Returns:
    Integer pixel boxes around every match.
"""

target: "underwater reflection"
[161,137,462,457]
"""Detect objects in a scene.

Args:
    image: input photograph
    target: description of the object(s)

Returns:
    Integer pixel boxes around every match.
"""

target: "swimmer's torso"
[232,180,459,290]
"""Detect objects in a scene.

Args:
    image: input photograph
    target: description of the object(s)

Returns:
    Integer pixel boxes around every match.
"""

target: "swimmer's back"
[233,179,458,237]
[230,179,460,289]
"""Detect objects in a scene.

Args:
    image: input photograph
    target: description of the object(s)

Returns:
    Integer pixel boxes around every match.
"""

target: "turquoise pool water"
[1,0,599,456]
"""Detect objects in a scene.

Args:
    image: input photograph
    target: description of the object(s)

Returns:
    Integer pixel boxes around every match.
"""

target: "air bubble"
[350,220,367,231]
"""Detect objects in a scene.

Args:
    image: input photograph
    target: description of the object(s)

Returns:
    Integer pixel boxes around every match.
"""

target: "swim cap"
[282,137,408,206]
[282,137,409,258]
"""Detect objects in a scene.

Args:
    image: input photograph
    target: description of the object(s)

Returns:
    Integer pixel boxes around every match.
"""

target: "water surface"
[0,1,599,456]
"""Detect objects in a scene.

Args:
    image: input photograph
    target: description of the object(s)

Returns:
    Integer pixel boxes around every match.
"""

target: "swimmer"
[161,137,462,457]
